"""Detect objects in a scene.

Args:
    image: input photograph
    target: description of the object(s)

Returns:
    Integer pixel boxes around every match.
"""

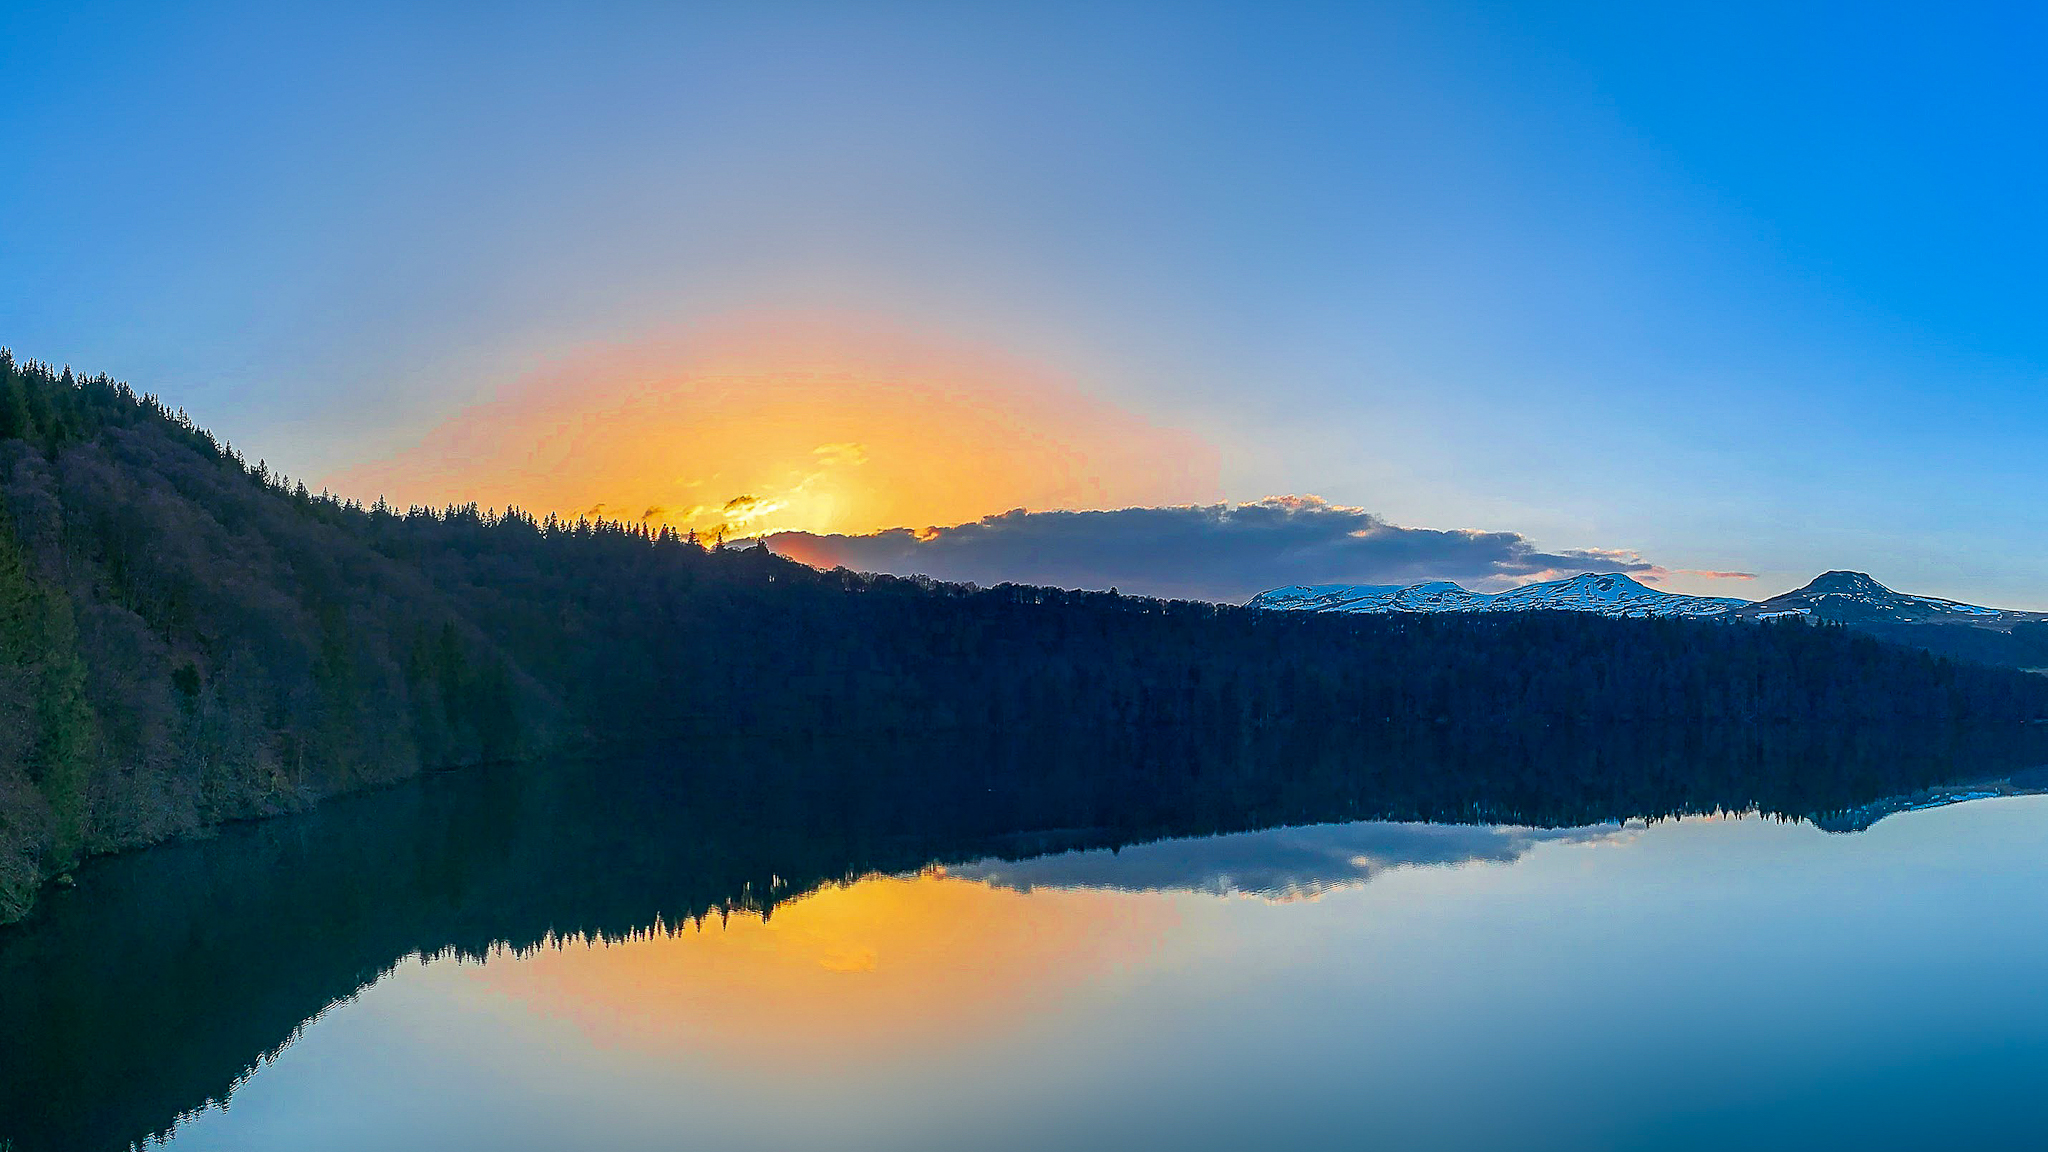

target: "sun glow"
[328,318,1220,540]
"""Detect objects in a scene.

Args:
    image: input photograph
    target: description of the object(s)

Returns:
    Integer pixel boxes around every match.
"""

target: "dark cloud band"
[763,495,1657,603]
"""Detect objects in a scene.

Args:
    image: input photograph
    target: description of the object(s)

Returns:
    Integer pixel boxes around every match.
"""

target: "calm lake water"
[5,739,2048,1151]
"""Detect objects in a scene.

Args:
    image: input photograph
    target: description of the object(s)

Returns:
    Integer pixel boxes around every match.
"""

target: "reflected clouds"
[951,820,1635,901]
[466,820,1633,1067]
[472,872,1173,1065]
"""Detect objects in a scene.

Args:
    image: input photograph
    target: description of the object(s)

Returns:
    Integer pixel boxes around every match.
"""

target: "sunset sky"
[5,2,2046,604]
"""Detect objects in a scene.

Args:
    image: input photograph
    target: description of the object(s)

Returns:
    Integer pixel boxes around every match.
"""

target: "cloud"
[1668,569,1758,581]
[765,495,1665,603]
[812,442,868,467]
[1634,567,1758,586]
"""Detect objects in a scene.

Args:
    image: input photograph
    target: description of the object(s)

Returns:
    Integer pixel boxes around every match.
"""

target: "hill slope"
[0,354,550,920]
[1723,571,2048,667]
[1728,570,2048,626]
[5,351,2047,924]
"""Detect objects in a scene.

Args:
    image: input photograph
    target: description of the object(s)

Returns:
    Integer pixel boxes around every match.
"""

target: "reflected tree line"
[5,722,2048,1152]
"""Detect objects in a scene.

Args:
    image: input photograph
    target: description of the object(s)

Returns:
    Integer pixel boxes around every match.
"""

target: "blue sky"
[4,1,2044,604]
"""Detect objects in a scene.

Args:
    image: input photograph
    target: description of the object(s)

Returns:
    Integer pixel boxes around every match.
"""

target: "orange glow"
[473,870,1175,1065]
[327,318,1221,538]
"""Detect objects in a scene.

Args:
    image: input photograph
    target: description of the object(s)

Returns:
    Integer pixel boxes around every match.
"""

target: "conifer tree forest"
[3,351,2046,923]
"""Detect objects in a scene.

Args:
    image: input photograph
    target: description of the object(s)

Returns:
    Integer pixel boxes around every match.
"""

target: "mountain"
[1727,571,2048,669]
[1248,580,1491,614]
[1727,570,2048,626]
[1251,568,2048,670]
[1483,572,1750,617]
[1249,572,1748,619]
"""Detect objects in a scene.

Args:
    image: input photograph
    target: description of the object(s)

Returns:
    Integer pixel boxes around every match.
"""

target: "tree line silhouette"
[4,351,2048,923]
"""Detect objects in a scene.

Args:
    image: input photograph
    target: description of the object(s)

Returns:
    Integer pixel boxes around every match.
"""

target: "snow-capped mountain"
[1249,568,2048,668]
[1248,572,1749,620]
[1248,581,1492,614]
[1481,573,1749,617]
[1725,571,2048,627]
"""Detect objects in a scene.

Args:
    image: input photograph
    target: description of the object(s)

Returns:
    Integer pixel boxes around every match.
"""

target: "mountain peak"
[1803,570,1894,595]
[1555,571,1650,589]
[1729,570,2043,627]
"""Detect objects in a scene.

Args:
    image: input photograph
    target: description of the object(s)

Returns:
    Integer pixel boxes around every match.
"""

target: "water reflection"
[2,727,2046,1151]
[953,821,1632,900]
[476,873,1174,1063]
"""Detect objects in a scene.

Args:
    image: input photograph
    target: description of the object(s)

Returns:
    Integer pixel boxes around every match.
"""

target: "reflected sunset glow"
[472,870,1176,1065]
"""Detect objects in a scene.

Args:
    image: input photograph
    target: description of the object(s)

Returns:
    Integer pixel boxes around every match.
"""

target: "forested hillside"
[4,351,2047,924]
[0,353,548,921]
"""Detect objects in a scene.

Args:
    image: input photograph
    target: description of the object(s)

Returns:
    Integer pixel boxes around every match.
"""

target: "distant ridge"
[1249,569,2048,668]
[1727,570,2048,627]
[1248,571,1747,620]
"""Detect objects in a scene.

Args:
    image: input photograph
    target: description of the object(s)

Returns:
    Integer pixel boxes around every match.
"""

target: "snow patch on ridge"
[1247,572,1749,620]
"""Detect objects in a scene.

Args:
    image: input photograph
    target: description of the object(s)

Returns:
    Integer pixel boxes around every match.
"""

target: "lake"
[5,734,2048,1150]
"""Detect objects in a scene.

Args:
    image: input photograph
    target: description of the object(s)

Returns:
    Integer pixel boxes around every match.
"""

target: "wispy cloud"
[766,495,1669,603]
[1637,567,1759,584]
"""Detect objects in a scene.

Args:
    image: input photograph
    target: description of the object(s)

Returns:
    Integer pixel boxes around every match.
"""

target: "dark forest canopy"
[3,350,2048,924]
